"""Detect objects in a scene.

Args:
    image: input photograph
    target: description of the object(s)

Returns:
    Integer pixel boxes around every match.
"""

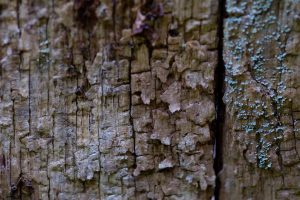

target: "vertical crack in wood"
[213,0,226,199]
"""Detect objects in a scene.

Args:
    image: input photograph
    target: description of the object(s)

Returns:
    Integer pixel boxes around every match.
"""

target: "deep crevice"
[213,0,226,199]
[128,0,138,196]
[128,44,138,199]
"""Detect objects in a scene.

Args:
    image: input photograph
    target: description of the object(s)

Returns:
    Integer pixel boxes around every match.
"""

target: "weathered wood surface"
[0,0,300,199]
[0,0,218,199]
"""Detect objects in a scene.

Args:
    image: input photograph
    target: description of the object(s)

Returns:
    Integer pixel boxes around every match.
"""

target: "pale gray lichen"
[224,0,295,169]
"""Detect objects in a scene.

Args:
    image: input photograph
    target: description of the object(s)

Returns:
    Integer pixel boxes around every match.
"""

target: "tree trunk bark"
[0,0,218,199]
[0,0,299,200]
[221,0,300,199]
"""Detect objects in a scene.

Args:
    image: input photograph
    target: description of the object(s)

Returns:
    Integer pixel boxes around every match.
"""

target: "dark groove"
[128,0,138,197]
[28,54,32,137]
[128,47,136,166]
[45,17,50,114]
[213,0,226,199]
[46,145,51,199]
[128,43,138,200]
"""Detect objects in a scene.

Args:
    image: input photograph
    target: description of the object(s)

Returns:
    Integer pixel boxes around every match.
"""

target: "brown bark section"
[3,0,300,200]
[221,0,300,199]
[0,0,218,199]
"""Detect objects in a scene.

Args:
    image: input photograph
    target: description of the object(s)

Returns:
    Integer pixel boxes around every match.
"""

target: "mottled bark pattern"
[222,0,300,199]
[0,0,218,199]
[1,0,300,199]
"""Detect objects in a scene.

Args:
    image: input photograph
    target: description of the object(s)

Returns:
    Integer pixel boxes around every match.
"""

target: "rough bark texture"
[0,0,300,200]
[0,0,218,199]
[221,0,300,199]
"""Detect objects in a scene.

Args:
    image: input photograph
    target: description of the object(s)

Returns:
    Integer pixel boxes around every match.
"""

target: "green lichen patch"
[224,0,296,169]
